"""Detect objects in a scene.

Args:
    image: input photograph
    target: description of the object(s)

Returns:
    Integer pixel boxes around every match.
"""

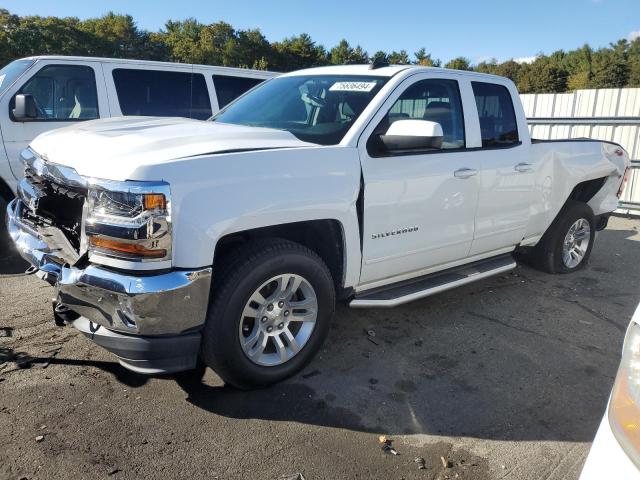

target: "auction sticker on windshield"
[329,81,378,92]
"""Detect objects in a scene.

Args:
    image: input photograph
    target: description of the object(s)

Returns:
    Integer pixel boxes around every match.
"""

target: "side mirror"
[379,119,444,152]
[13,94,38,121]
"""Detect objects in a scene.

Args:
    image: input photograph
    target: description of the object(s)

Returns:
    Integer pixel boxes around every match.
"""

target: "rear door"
[0,59,108,179]
[358,74,480,285]
[467,81,535,256]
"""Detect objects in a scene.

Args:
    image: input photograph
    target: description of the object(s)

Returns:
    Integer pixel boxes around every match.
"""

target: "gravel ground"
[1,215,639,480]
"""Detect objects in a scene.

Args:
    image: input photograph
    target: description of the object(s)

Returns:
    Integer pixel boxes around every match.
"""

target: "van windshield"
[212,75,388,145]
[0,59,35,96]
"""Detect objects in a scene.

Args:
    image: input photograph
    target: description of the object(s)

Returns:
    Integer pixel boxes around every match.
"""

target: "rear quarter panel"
[525,140,628,241]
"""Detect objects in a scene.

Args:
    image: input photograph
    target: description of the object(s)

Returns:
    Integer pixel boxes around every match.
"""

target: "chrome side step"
[349,254,516,308]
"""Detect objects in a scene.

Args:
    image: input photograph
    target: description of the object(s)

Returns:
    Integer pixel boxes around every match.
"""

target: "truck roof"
[18,55,278,77]
[282,64,510,82]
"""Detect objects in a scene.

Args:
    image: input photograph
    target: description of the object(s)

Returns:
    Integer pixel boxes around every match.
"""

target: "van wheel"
[529,200,595,274]
[201,239,335,390]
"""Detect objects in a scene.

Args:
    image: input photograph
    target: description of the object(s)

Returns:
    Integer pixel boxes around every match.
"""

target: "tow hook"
[52,299,79,327]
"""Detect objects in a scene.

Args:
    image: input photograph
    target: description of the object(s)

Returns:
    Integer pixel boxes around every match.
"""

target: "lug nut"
[266,326,273,333]
[278,301,284,308]
[278,322,284,329]
[261,316,267,323]
[284,310,290,317]
[267,304,274,311]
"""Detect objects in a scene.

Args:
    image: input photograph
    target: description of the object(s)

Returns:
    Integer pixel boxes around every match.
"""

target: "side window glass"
[15,65,98,121]
[471,82,519,147]
[212,75,264,109]
[113,69,212,119]
[370,79,465,155]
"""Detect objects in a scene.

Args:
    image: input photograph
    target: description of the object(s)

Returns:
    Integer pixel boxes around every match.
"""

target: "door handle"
[514,162,533,173]
[454,168,478,179]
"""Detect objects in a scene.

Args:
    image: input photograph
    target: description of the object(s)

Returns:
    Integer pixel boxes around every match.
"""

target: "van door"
[0,60,109,179]
[358,75,479,285]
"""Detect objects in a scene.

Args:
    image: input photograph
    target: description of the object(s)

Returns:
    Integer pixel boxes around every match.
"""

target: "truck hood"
[29,116,315,180]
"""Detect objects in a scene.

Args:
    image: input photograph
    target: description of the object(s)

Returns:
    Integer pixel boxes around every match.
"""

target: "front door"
[358,76,479,286]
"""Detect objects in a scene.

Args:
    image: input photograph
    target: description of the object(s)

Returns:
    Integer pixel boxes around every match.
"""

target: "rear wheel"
[528,200,595,274]
[201,239,335,389]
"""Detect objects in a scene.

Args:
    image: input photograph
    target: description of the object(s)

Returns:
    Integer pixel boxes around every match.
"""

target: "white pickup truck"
[6,64,631,388]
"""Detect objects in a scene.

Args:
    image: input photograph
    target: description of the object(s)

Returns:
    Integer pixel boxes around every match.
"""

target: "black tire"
[528,200,596,274]
[201,238,335,389]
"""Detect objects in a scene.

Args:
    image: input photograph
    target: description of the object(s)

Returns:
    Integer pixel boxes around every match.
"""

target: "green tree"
[329,39,368,65]
[589,41,629,88]
[413,48,440,66]
[445,57,471,71]
[272,33,326,71]
[387,50,409,65]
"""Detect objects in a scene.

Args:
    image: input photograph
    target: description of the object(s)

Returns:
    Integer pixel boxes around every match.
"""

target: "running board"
[349,254,516,308]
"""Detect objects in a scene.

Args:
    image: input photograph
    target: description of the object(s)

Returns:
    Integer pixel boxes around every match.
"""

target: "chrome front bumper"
[6,198,212,373]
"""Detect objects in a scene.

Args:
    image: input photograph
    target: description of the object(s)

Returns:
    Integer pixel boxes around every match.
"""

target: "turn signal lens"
[89,237,167,259]
[609,318,640,467]
[143,193,167,211]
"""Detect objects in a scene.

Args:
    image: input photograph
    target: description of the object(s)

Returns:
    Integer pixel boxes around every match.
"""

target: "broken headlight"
[85,181,172,263]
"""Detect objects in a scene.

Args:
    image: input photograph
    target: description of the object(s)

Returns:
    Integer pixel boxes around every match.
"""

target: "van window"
[14,64,98,121]
[0,59,35,96]
[472,82,519,147]
[112,69,212,120]
[212,75,264,108]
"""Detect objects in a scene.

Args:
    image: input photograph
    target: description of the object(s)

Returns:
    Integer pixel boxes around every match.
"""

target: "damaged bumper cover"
[6,198,212,374]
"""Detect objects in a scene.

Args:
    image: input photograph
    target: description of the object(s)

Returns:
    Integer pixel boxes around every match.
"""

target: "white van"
[0,56,277,202]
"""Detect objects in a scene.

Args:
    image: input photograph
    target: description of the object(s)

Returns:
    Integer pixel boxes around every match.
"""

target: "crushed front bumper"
[6,198,212,374]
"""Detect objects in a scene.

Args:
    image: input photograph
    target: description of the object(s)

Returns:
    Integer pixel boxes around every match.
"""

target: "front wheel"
[201,239,335,389]
[529,200,596,274]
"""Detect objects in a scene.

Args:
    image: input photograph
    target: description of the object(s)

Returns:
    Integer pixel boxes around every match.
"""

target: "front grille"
[23,165,86,252]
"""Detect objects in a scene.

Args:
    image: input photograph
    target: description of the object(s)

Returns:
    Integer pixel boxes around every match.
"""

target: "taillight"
[618,167,631,198]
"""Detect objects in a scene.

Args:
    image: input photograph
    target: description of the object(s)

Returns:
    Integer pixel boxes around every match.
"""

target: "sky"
[4,0,640,64]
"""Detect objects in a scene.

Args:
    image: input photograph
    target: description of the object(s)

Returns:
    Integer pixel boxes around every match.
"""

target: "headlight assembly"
[85,181,171,263]
[609,319,640,467]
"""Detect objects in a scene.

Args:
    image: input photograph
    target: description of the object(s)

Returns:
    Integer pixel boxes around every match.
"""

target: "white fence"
[520,88,640,213]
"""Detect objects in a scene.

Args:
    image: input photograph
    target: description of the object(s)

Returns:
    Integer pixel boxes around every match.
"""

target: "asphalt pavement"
[1,215,639,480]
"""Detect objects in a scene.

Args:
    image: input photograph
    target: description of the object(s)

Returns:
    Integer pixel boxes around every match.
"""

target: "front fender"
[137,146,363,288]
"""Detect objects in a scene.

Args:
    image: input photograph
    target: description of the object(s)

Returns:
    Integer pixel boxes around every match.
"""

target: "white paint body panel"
[16,65,628,293]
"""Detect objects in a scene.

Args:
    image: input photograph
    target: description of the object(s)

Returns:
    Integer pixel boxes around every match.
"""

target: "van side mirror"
[13,94,38,121]
[379,119,444,152]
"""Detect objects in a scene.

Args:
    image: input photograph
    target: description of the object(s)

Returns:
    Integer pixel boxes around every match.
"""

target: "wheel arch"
[212,219,351,299]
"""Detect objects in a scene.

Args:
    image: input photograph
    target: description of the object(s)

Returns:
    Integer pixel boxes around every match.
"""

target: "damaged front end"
[5,148,211,374]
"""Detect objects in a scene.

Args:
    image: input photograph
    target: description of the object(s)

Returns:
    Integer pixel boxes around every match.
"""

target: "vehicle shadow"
[175,225,640,443]
[0,229,28,275]
[0,346,150,387]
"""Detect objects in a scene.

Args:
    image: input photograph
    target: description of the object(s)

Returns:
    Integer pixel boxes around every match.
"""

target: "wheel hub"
[562,218,591,269]
[238,273,318,367]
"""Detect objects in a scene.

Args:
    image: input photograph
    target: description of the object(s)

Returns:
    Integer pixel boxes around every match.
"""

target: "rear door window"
[471,82,519,147]
[14,64,98,121]
[112,69,212,119]
[212,75,264,108]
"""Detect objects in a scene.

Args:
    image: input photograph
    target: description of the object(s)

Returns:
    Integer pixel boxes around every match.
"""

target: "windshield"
[212,75,389,145]
[0,59,35,97]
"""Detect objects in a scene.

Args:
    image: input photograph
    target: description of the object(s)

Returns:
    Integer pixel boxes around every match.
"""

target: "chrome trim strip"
[349,262,516,308]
